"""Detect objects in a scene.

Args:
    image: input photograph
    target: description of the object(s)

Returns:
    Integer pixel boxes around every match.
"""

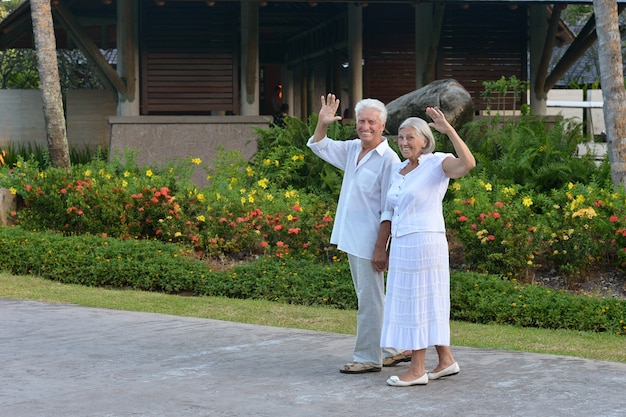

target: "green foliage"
[481,76,528,115]
[451,273,625,335]
[446,175,624,279]
[458,114,609,193]
[0,225,623,334]
[252,114,355,196]
[0,109,624,337]
[0,142,104,167]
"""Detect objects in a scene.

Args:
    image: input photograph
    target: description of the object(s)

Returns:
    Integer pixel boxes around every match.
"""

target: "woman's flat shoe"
[427,362,460,380]
[386,373,428,387]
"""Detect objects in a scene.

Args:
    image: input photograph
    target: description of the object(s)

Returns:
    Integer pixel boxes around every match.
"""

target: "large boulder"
[385,79,475,135]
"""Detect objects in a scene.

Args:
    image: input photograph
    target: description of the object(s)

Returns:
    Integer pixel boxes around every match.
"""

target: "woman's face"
[397,126,428,161]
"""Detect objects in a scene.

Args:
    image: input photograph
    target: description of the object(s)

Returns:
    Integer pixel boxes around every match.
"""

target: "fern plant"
[252,114,356,196]
[457,114,610,193]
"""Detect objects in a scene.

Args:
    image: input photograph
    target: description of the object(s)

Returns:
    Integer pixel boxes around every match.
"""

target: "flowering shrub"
[446,175,626,280]
[0,149,340,262]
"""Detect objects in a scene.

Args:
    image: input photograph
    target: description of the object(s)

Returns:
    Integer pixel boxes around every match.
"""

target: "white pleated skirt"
[380,232,451,351]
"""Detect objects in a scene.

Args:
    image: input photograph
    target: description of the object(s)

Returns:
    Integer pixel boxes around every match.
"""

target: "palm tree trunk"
[594,0,626,186]
[30,0,70,171]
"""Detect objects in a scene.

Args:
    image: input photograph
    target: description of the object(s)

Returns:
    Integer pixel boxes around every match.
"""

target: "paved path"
[1,298,625,417]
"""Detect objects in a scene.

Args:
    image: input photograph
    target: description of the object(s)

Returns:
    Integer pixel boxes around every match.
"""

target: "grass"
[2,272,624,363]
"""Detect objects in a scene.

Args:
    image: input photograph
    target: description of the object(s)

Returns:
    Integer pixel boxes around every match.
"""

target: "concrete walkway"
[1,298,625,417]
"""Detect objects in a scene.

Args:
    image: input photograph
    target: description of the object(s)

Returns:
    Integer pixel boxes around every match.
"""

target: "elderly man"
[307,93,410,373]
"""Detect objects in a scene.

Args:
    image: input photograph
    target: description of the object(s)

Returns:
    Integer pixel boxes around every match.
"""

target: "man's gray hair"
[355,98,387,124]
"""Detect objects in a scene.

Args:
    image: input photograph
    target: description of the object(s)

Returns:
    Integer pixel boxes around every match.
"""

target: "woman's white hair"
[354,98,387,124]
[399,117,436,154]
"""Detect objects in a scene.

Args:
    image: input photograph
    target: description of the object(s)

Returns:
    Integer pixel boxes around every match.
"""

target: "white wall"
[0,89,116,150]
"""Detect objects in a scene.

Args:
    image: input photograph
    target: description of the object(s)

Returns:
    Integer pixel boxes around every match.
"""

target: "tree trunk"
[30,0,71,171]
[593,0,626,186]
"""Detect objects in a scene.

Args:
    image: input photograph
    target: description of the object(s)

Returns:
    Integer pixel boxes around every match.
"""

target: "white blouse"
[382,152,452,237]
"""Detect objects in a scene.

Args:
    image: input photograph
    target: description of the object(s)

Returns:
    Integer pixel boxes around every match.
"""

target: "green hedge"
[0,226,623,335]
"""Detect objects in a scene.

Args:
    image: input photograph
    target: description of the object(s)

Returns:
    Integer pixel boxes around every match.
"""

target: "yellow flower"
[287,214,294,221]
[38,171,46,178]
[9,187,16,195]
[502,186,516,196]
[174,232,182,237]
[246,166,254,176]
[257,178,269,189]
[240,197,246,204]
[568,182,575,189]
[121,180,128,187]
[123,171,130,177]
[146,169,153,177]
[522,196,533,207]
[84,169,92,177]
[572,207,597,219]
[197,193,205,202]
[274,160,279,167]
[264,159,271,165]
[451,182,461,191]
[196,215,206,222]
[248,195,255,203]
[191,157,202,165]
[240,188,247,194]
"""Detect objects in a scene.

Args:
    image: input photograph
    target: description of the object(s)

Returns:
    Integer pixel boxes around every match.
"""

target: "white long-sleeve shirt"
[307,135,400,259]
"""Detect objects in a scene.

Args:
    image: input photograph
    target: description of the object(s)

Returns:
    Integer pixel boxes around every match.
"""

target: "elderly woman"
[376,107,476,387]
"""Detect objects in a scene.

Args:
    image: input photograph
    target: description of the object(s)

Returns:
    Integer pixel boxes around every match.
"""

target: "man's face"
[356,108,385,147]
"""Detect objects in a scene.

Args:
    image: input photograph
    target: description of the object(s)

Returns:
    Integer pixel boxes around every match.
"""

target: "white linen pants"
[348,254,403,366]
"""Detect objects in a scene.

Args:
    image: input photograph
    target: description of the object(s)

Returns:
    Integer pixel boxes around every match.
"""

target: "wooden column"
[117,0,139,116]
[240,1,259,116]
[347,3,362,118]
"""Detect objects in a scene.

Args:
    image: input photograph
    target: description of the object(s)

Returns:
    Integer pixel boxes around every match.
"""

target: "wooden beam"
[52,2,127,96]
[534,5,562,96]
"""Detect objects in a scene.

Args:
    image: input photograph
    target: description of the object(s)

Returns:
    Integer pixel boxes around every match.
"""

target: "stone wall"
[108,116,270,186]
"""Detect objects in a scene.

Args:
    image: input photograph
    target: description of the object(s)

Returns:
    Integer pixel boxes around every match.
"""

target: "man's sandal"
[339,362,382,374]
[383,353,412,367]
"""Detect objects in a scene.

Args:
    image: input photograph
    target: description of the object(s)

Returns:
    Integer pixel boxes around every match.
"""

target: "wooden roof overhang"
[0,0,624,113]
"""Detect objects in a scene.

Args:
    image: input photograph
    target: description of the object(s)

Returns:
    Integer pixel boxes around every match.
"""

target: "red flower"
[494,201,504,208]
[610,215,619,223]
[292,204,302,212]
[458,216,468,222]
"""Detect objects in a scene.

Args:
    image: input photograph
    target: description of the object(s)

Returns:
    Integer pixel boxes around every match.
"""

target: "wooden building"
[0,0,621,179]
